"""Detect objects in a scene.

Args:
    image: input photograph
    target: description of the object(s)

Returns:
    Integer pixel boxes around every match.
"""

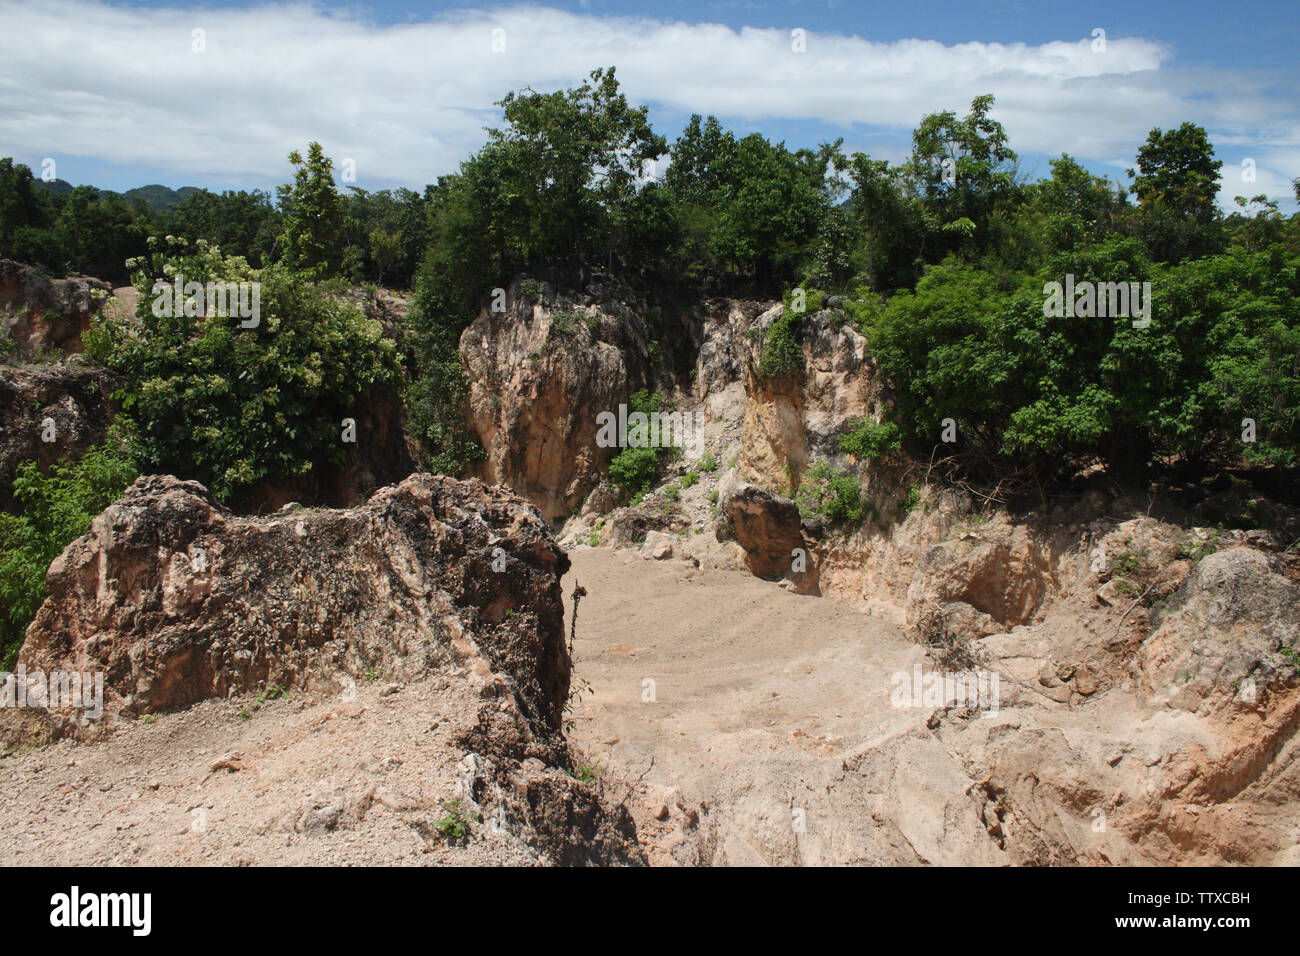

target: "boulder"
[719,482,816,591]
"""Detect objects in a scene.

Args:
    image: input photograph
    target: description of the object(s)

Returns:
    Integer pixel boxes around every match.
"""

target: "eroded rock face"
[15,474,572,738]
[0,363,118,510]
[0,259,110,360]
[4,472,644,865]
[460,282,652,523]
[733,307,876,491]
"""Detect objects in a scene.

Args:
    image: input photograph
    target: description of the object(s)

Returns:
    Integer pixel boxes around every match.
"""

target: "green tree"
[1131,123,1222,222]
[86,236,401,505]
[166,188,282,267]
[368,227,401,285]
[905,94,1021,261]
[0,158,45,257]
[278,142,344,279]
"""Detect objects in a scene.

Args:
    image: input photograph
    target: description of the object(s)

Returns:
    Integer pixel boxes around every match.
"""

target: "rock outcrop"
[0,259,110,360]
[0,362,118,510]
[3,473,643,863]
[16,474,572,733]
[460,280,656,523]
[718,481,818,592]
[695,303,876,491]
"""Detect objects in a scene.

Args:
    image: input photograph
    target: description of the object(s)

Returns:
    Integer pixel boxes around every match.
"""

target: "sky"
[1,0,1297,211]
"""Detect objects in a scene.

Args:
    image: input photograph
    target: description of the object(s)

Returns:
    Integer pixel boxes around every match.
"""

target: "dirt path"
[562,546,1006,865]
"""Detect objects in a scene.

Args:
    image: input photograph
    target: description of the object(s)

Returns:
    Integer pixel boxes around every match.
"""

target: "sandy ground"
[561,546,971,865]
[0,674,547,866]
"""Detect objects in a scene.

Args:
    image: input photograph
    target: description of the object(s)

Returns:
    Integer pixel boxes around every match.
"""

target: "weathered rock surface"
[0,362,118,510]
[720,305,877,491]
[460,280,653,523]
[16,474,571,733]
[2,473,643,864]
[718,480,818,592]
[565,538,1300,866]
[0,259,110,360]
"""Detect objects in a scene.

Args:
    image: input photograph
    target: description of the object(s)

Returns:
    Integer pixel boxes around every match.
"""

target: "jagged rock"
[12,473,573,736]
[0,363,118,510]
[1,259,110,360]
[640,531,675,560]
[460,280,653,523]
[3,472,644,865]
[1140,548,1300,714]
[738,307,878,489]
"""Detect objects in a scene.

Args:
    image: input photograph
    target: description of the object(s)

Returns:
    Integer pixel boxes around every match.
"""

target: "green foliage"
[367,227,401,285]
[898,484,922,518]
[165,188,282,268]
[698,452,719,472]
[0,430,138,667]
[608,445,661,495]
[568,762,605,784]
[606,390,672,494]
[680,470,699,488]
[278,142,344,279]
[795,461,869,528]
[0,159,152,282]
[1131,123,1222,223]
[760,306,803,378]
[859,235,1300,479]
[838,419,902,459]
[85,237,401,505]
[905,94,1020,262]
[435,800,473,841]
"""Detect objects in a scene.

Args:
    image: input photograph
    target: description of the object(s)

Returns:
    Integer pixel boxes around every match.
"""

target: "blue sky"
[2,0,1297,210]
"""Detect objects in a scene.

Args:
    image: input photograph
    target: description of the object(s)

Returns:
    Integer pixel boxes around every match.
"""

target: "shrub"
[608,445,661,494]
[87,238,402,505]
[838,419,903,459]
[795,461,868,528]
[0,430,138,668]
[606,389,672,494]
[759,307,803,378]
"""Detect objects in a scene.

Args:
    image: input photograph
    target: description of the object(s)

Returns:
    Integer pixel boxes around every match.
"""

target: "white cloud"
[0,0,1295,208]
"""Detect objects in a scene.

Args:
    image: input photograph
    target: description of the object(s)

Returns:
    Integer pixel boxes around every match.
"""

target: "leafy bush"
[760,306,803,378]
[0,431,138,668]
[86,237,402,505]
[606,390,672,494]
[680,470,699,488]
[795,461,869,528]
[861,239,1300,479]
[839,419,902,459]
[608,446,661,494]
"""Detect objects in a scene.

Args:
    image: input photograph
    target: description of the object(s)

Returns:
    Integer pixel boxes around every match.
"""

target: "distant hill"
[122,184,203,212]
[34,177,75,195]
[34,178,202,212]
